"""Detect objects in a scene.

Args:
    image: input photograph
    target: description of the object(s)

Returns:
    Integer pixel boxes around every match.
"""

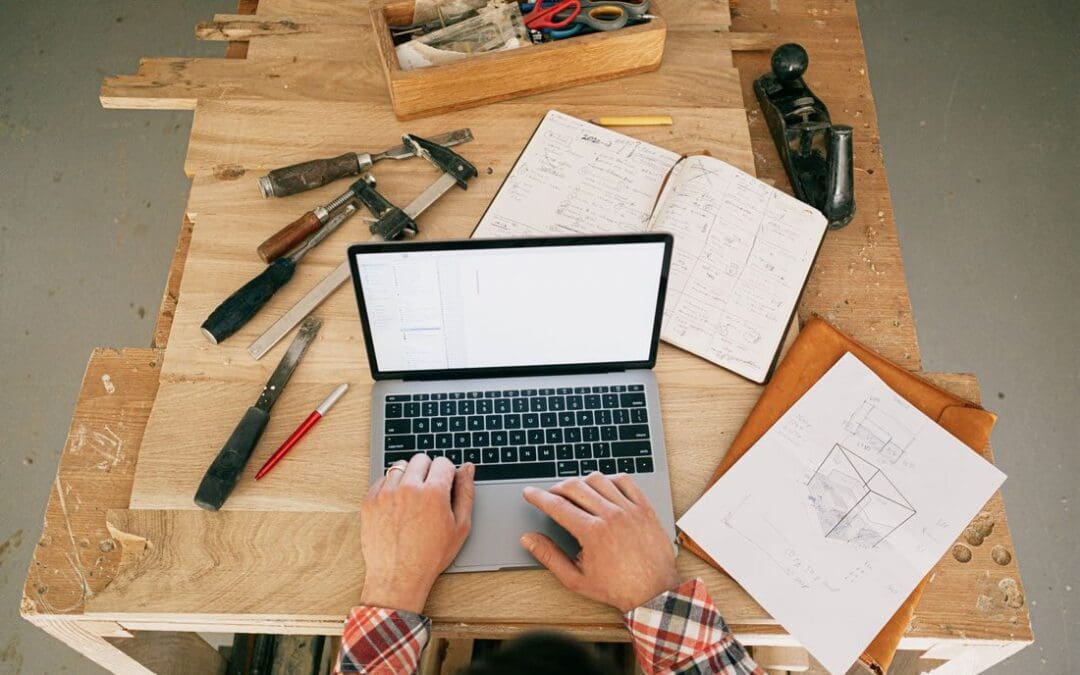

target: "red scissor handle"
[523,0,581,29]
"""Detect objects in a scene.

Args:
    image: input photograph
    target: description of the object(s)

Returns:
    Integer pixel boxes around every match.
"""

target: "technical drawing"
[842,396,917,464]
[807,444,916,548]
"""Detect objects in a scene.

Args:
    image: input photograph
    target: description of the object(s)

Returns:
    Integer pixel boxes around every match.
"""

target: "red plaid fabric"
[338,578,758,674]
[336,605,431,674]
[623,578,763,674]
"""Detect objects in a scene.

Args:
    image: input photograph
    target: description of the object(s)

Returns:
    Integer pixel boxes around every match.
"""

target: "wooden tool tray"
[370,0,667,119]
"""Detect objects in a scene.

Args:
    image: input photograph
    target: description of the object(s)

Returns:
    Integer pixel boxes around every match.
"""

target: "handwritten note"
[472,110,827,383]
[473,110,679,238]
[650,156,827,382]
[677,353,1007,674]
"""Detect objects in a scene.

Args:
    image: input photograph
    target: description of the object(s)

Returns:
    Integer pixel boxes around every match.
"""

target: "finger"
[584,471,634,508]
[451,463,476,530]
[612,473,649,506]
[522,486,595,537]
[383,460,408,489]
[521,532,585,591]
[367,474,387,498]
[425,456,456,491]
[402,452,432,485]
[550,478,613,516]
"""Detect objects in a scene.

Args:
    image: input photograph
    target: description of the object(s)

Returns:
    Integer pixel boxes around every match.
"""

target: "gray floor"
[0,1,1075,673]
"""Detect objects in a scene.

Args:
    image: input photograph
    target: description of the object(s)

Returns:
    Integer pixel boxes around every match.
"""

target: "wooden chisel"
[256,128,473,198]
[201,202,359,344]
[194,316,321,511]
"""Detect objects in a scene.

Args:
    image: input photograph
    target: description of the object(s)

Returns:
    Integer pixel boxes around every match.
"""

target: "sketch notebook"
[678,318,1002,675]
[471,110,828,383]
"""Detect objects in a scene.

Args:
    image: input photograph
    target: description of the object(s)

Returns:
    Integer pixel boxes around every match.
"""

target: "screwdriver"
[256,128,474,199]
[257,174,380,263]
[201,202,359,345]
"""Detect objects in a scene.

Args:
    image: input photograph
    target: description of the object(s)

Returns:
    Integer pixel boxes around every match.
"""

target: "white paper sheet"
[473,110,679,238]
[677,353,1006,674]
[649,156,827,383]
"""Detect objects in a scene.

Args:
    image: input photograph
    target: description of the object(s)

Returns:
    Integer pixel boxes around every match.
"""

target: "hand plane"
[755,43,855,229]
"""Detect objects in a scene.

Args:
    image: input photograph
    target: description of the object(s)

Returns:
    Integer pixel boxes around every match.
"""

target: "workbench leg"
[28,618,226,675]
[920,642,1029,674]
[420,638,475,675]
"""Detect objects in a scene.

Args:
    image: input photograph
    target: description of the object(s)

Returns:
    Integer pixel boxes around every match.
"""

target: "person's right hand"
[520,472,681,612]
[359,454,475,614]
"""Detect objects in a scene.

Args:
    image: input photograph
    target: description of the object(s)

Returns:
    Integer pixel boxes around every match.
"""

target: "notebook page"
[649,155,827,383]
[473,110,680,238]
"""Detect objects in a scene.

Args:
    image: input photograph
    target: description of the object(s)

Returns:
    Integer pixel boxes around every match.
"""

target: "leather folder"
[678,317,997,674]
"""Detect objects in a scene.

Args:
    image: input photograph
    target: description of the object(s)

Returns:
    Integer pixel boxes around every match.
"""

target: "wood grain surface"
[23,0,1032,670]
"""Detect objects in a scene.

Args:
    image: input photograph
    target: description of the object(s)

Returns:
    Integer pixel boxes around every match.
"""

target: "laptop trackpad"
[449,481,580,573]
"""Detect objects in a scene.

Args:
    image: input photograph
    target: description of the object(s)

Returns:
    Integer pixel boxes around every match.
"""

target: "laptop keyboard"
[382,385,655,481]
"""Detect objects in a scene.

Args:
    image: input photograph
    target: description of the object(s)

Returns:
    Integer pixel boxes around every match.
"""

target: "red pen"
[255,383,348,480]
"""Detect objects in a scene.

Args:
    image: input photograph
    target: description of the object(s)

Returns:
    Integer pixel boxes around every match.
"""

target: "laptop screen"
[348,234,672,380]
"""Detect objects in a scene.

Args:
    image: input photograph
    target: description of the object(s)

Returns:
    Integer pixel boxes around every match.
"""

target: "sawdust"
[964,511,995,546]
[212,163,247,180]
[991,545,1012,566]
[951,543,972,563]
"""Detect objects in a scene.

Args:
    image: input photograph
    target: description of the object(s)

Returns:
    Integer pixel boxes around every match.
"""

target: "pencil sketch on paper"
[842,396,919,464]
[807,444,916,549]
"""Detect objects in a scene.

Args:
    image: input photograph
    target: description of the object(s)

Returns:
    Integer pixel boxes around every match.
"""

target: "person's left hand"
[359,454,475,613]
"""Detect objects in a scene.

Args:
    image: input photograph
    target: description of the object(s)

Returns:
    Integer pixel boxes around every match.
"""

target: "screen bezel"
[347,233,673,381]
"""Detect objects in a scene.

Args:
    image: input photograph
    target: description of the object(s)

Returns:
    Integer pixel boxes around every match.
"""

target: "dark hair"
[458,631,618,675]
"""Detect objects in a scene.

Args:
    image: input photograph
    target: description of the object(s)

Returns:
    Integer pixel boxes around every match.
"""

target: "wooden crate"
[370,0,667,119]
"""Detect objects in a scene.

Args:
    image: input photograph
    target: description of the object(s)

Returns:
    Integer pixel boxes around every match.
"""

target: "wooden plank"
[252,0,728,26]
[130,100,754,511]
[152,215,193,349]
[21,349,160,619]
[181,100,750,181]
[102,32,743,112]
[26,618,154,674]
[753,645,810,671]
[128,348,762,511]
[269,634,325,674]
[78,372,1030,651]
[730,0,919,369]
[85,507,765,629]
[105,631,228,675]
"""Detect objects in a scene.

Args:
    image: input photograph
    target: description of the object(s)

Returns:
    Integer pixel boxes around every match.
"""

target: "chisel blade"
[376,128,473,161]
[255,316,321,411]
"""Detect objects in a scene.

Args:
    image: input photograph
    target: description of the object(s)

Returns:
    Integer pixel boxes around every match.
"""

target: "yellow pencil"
[590,115,674,127]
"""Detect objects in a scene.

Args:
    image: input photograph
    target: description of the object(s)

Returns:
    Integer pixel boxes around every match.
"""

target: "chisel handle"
[257,211,323,263]
[194,406,269,510]
[201,258,296,344]
[258,153,370,198]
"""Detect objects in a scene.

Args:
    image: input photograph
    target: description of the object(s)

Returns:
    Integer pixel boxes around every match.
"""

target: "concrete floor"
[0,0,1075,673]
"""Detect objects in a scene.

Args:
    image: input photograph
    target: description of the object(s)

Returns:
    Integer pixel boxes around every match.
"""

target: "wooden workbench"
[21,0,1032,673]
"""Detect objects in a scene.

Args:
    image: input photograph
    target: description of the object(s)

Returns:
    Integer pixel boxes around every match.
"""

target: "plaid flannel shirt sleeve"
[336,605,432,674]
[623,578,763,675]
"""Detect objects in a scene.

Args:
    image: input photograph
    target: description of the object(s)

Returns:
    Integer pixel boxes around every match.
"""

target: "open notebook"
[472,110,828,383]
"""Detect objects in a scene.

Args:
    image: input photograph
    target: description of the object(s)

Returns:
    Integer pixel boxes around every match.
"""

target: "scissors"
[520,0,581,30]
[522,0,650,37]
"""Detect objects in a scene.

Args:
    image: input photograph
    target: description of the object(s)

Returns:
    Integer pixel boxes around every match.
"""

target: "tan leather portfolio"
[678,317,997,674]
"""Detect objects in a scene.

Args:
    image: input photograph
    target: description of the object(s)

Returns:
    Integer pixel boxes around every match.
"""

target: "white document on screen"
[677,353,1006,674]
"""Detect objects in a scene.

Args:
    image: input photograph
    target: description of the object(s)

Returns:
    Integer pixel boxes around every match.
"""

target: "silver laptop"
[347,233,676,572]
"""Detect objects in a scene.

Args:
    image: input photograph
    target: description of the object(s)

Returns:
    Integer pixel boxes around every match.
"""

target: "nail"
[520,535,533,550]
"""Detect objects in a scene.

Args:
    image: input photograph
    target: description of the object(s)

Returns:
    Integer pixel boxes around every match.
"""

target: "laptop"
[347,233,677,572]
